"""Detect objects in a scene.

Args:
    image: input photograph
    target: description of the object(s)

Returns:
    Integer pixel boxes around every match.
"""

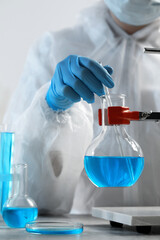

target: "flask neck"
[99,94,126,127]
[12,164,27,197]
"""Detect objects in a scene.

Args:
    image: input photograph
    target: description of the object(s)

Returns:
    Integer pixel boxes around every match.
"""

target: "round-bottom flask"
[2,164,38,228]
[84,94,144,187]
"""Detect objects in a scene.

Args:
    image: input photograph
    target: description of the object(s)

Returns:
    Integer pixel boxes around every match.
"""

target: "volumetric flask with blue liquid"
[84,94,144,187]
[2,164,38,228]
[0,125,14,214]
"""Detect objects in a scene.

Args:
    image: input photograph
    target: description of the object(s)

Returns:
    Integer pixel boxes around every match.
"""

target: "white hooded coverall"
[4,2,160,214]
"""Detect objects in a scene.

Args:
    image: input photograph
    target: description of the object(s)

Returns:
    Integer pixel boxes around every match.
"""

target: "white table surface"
[0,214,160,240]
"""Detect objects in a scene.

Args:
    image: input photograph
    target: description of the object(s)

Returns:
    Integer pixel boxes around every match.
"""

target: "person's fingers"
[61,61,94,103]
[79,56,114,88]
[54,64,81,102]
[103,65,113,75]
[69,78,95,103]
[70,56,105,96]
[63,85,81,102]
[54,56,114,105]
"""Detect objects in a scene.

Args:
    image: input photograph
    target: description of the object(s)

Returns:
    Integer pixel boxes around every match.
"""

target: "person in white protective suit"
[4,0,160,214]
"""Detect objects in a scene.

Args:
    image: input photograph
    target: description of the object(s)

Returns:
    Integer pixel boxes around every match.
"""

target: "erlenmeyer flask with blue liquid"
[84,94,144,187]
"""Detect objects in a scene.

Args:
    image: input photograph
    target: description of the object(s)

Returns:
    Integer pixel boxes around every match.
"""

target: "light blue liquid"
[26,226,83,235]
[2,207,38,228]
[0,132,14,213]
[84,156,144,187]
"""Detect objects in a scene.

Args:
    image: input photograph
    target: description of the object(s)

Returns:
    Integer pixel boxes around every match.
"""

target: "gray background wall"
[0,0,98,122]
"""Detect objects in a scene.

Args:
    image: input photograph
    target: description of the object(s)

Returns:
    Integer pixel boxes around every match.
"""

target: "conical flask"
[2,164,38,228]
[84,94,144,187]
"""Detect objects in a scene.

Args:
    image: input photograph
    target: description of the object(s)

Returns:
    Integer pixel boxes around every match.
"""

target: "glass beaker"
[0,124,14,214]
[2,164,38,228]
[84,94,144,187]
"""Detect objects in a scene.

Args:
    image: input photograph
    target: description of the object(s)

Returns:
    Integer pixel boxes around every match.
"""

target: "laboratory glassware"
[2,163,38,228]
[84,94,144,187]
[26,221,83,235]
[0,124,14,214]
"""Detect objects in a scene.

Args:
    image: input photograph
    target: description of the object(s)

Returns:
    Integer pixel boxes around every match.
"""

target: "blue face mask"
[104,0,160,26]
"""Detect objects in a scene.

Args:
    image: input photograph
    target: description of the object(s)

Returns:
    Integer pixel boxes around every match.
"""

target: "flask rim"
[100,93,126,108]
[100,93,126,100]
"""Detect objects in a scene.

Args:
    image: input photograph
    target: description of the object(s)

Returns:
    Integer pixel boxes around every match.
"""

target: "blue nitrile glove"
[46,55,114,111]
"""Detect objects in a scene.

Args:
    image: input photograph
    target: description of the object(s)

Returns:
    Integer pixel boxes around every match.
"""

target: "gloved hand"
[46,55,114,111]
